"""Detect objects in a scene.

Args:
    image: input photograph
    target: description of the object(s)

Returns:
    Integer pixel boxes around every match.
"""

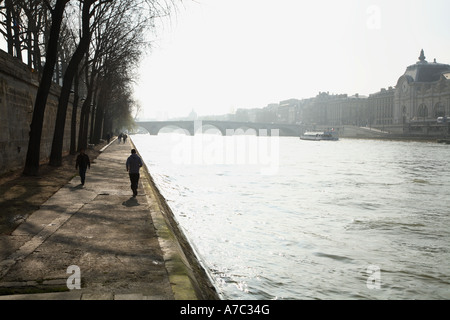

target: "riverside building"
[394,49,450,125]
[210,50,450,136]
[305,50,450,129]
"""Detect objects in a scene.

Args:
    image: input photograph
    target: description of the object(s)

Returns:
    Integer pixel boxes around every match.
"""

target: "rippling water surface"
[131,133,450,299]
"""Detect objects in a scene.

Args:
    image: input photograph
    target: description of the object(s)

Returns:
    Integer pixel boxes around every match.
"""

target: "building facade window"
[417,104,428,119]
[434,102,445,117]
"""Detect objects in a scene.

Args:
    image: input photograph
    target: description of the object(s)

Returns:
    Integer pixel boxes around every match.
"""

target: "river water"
[131,131,450,300]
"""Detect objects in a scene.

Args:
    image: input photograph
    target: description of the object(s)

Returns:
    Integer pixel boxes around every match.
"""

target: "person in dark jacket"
[75,148,90,186]
[126,149,143,197]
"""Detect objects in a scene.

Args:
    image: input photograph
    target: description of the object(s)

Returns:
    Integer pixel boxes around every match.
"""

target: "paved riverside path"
[0,139,205,300]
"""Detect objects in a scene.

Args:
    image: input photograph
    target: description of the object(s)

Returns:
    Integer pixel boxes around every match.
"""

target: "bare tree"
[1,0,51,72]
[19,0,47,71]
[49,0,99,166]
[79,0,174,147]
[90,0,150,143]
[23,0,70,176]
[8,0,178,173]
[1,0,22,58]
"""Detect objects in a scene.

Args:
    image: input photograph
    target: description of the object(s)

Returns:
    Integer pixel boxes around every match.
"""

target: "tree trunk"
[88,82,99,144]
[70,69,80,155]
[5,0,14,55]
[23,0,69,176]
[11,4,22,60]
[77,54,94,152]
[92,86,106,144]
[77,102,88,151]
[92,105,104,144]
[49,0,92,166]
[102,107,113,140]
[78,81,95,151]
[79,99,92,151]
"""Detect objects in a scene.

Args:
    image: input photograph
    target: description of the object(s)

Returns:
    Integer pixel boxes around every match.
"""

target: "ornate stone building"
[394,49,450,124]
[303,49,450,128]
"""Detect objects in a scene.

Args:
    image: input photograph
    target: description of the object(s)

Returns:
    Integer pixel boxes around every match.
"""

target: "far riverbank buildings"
[233,50,450,128]
[311,50,450,127]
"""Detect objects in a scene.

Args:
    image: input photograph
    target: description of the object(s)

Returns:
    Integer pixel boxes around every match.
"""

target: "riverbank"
[314,125,449,142]
[0,138,218,300]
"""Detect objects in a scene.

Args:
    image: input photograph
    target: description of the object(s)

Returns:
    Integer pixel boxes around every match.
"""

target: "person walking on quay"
[126,149,143,197]
[75,148,90,186]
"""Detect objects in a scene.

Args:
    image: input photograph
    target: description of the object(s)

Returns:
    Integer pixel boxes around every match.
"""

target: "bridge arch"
[137,121,194,135]
[230,127,258,135]
[136,126,151,135]
[195,124,224,135]
[157,125,191,135]
[136,120,303,137]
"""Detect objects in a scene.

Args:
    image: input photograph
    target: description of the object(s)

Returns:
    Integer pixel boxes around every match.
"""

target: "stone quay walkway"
[0,139,217,300]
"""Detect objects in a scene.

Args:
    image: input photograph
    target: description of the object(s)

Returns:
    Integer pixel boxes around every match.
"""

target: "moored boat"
[300,130,339,141]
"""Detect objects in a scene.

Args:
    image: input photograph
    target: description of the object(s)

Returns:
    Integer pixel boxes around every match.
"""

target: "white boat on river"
[300,131,339,141]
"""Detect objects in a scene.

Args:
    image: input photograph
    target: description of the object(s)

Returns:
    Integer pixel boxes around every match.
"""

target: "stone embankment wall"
[0,50,78,175]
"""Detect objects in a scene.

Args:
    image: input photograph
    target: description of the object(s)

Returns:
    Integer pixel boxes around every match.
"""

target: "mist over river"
[131,132,450,300]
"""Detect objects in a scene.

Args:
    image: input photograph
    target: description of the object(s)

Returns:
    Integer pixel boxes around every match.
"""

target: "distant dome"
[403,49,450,83]
[188,109,197,120]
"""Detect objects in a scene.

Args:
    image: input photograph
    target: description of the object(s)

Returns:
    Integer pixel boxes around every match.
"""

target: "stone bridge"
[135,120,303,137]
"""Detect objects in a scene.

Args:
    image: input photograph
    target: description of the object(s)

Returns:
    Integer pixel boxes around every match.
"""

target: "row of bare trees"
[0,0,175,175]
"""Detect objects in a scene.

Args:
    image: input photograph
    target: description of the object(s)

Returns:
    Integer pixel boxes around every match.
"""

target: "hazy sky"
[132,0,450,119]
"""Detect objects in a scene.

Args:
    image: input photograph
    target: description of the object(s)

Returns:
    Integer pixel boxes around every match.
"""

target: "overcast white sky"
[133,0,450,120]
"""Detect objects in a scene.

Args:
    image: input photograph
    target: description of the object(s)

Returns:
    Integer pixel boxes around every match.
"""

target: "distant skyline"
[133,0,450,120]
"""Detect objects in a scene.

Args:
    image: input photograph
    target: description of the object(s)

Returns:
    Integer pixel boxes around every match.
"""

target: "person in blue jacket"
[126,149,143,197]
